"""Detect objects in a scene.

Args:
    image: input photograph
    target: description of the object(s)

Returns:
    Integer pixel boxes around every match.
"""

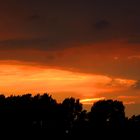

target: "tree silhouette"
[57,97,83,135]
[129,115,140,130]
[89,100,125,129]
[0,93,138,139]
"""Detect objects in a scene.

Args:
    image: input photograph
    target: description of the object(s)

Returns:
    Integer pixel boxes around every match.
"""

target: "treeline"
[0,93,139,139]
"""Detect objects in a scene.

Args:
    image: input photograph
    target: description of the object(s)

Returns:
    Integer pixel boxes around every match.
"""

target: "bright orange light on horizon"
[0,61,137,104]
[80,97,106,104]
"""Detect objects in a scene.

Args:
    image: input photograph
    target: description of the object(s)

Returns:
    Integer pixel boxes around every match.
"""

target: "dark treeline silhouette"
[0,93,139,139]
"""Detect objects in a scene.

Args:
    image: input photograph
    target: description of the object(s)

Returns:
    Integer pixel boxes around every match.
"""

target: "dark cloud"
[0,0,139,80]
[0,39,47,46]
[28,15,41,21]
[0,0,139,45]
[0,39,70,51]
[0,39,48,50]
[127,37,140,44]
[94,20,111,30]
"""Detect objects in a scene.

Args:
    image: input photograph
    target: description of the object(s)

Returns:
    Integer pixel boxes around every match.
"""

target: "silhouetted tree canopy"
[0,93,138,139]
[89,100,125,129]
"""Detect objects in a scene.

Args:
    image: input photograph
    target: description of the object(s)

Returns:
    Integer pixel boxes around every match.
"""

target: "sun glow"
[80,97,106,104]
[0,61,137,103]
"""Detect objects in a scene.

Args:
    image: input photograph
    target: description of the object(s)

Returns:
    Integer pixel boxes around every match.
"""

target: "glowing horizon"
[0,61,137,107]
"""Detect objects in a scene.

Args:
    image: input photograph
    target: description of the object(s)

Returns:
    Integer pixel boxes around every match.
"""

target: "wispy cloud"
[80,97,106,105]
[128,55,140,59]
[124,101,135,105]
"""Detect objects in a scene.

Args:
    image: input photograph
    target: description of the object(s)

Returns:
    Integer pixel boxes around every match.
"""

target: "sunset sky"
[0,0,140,116]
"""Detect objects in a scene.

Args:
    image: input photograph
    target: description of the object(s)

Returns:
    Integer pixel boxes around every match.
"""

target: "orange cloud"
[123,101,135,105]
[0,61,137,101]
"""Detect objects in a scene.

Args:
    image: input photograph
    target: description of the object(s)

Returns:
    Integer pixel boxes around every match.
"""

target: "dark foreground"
[0,93,139,139]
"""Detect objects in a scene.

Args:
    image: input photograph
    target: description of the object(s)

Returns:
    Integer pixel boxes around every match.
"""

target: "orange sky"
[0,0,140,116]
[0,61,139,116]
[0,40,140,116]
